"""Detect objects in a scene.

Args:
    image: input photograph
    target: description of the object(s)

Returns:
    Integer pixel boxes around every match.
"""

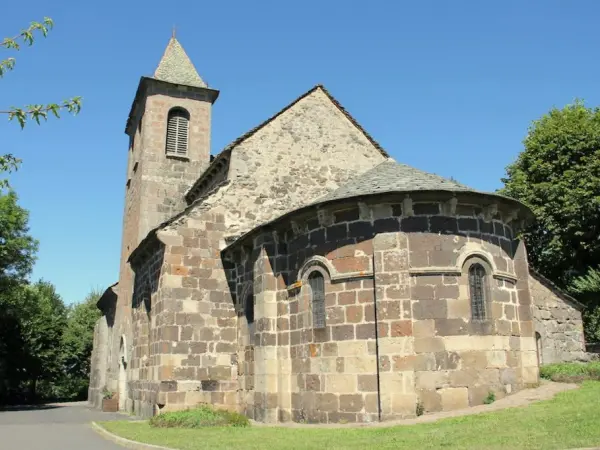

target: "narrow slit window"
[309,272,326,329]
[469,263,487,320]
[165,108,189,156]
[245,294,254,326]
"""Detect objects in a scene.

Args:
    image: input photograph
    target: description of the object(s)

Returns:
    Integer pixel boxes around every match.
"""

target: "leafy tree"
[17,281,67,400]
[58,289,102,400]
[1,18,82,187]
[501,100,600,340]
[0,190,38,403]
[570,267,600,343]
[0,190,38,288]
[501,100,600,285]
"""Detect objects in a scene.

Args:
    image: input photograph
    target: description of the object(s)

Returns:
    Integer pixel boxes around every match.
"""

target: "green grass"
[540,361,600,382]
[149,405,249,428]
[100,381,600,450]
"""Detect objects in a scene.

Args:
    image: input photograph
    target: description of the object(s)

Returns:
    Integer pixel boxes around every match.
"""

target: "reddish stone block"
[332,256,370,273]
[390,320,413,337]
[338,291,356,305]
[172,265,189,276]
[346,305,363,323]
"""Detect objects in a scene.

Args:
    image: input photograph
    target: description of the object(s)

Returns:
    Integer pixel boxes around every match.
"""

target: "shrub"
[102,386,114,400]
[483,391,496,404]
[539,362,600,383]
[416,401,424,417]
[150,405,250,428]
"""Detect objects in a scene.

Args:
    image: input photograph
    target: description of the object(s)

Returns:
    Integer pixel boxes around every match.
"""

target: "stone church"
[89,37,587,423]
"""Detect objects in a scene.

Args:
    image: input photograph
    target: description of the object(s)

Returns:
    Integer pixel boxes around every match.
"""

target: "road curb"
[90,421,177,450]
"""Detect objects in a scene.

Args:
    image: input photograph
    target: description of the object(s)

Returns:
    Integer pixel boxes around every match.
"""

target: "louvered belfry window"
[309,272,326,329]
[165,108,190,156]
[469,263,487,320]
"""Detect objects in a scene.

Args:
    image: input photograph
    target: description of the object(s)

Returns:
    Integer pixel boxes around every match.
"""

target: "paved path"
[0,401,129,449]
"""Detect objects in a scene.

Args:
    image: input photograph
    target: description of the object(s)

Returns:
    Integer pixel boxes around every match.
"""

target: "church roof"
[153,37,207,88]
[316,159,475,203]
[222,159,533,251]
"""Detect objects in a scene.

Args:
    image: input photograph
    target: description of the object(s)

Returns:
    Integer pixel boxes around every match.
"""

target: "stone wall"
[129,244,164,415]
[136,206,239,415]
[224,193,537,423]
[88,315,109,408]
[530,272,586,364]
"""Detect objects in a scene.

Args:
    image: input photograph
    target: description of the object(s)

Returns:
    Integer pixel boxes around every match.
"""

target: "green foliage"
[150,405,250,428]
[0,280,67,403]
[571,267,600,295]
[56,289,102,400]
[569,267,600,342]
[500,100,600,340]
[0,190,38,285]
[415,401,424,416]
[483,391,496,404]
[539,362,600,383]
[102,386,115,400]
[0,17,82,189]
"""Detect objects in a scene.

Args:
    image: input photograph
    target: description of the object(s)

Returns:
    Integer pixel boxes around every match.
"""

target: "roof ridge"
[315,159,477,204]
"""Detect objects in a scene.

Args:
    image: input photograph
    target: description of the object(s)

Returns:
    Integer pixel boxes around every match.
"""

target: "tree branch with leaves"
[1,17,82,187]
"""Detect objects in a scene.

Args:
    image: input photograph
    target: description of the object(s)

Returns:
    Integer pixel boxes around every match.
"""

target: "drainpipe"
[372,252,382,422]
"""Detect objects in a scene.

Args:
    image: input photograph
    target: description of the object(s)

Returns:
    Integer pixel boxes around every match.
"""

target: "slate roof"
[316,159,476,203]
[153,37,207,88]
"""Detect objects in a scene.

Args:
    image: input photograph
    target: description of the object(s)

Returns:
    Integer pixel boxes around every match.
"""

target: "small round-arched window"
[165,108,190,156]
[468,263,487,320]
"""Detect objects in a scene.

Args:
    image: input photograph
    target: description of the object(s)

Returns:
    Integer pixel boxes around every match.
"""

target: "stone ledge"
[91,421,176,450]
[408,267,518,283]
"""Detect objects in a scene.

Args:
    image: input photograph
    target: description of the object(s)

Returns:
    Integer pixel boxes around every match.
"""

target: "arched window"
[165,108,190,156]
[309,271,326,329]
[468,263,487,320]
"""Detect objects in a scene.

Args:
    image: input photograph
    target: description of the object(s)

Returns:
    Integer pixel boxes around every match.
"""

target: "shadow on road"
[0,404,64,412]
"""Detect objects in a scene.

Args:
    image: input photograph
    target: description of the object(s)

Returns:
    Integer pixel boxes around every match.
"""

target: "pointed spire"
[153,36,207,88]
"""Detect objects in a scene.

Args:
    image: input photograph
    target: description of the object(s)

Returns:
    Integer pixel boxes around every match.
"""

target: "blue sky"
[2,1,600,304]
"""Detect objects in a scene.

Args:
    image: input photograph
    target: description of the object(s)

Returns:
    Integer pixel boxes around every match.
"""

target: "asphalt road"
[0,401,129,449]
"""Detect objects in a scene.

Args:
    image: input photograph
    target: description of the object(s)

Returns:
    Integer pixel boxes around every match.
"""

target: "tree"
[0,190,38,403]
[0,190,38,288]
[1,18,82,187]
[58,289,102,400]
[501,100,600,285]
[501,100,600,340]
[17,281,67,401]
[570,267,600,343]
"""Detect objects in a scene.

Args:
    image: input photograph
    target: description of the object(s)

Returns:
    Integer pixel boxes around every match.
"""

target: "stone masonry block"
[413,300,448,320]
[439,387,469,411]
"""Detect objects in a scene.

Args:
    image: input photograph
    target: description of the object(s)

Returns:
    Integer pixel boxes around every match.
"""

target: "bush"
[540,362,600,383]
[483,391,496,404]
[150,405,250,428]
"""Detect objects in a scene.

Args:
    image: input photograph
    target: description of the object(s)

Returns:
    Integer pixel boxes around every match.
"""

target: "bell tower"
[113,36,219,373]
